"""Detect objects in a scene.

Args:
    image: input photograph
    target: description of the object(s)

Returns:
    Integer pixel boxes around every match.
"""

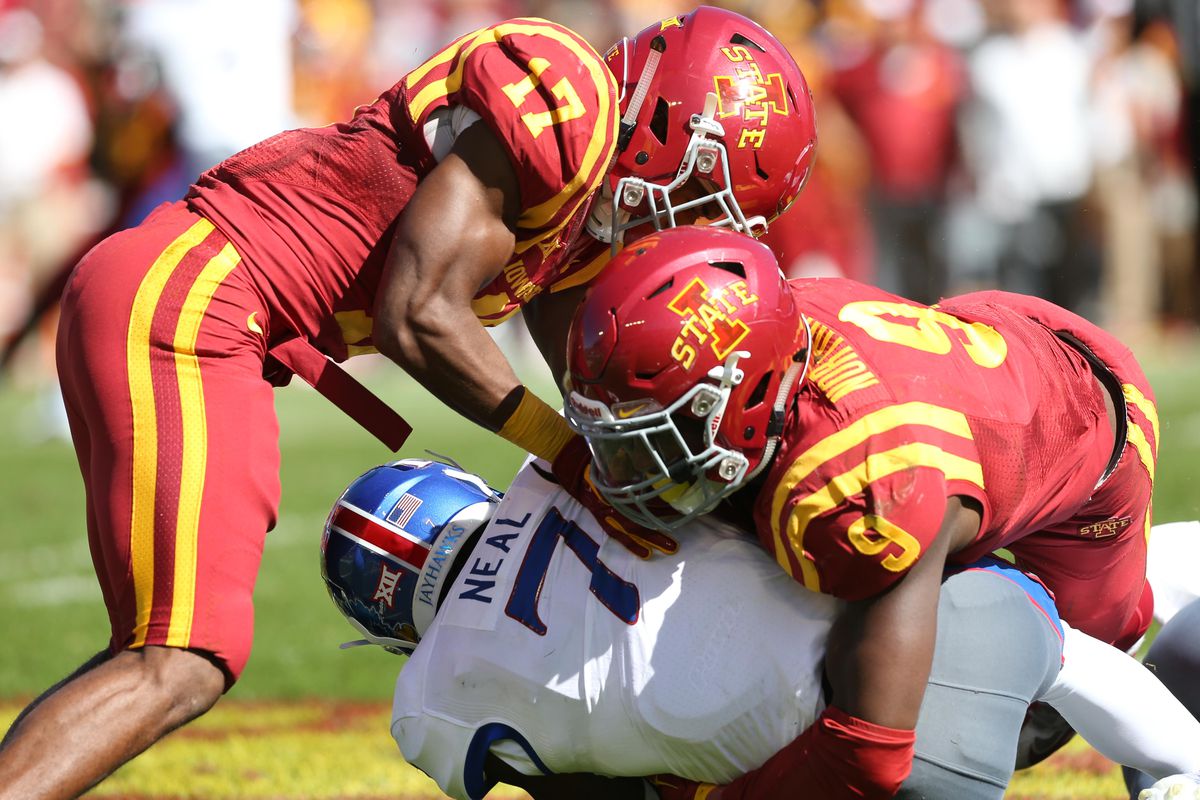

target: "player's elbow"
[373,292,455,370]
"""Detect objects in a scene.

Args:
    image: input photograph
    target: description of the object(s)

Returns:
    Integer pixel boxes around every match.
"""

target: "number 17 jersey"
[186,18,618,360]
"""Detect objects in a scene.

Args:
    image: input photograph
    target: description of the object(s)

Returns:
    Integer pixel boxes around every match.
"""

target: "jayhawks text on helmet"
[418,523,471,608]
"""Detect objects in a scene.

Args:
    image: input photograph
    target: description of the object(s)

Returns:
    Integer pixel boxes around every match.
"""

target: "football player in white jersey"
[320,458,1200,800]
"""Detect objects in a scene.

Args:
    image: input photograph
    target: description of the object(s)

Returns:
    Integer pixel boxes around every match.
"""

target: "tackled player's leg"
[897,565,1063,799]
[1124,598,1200,798]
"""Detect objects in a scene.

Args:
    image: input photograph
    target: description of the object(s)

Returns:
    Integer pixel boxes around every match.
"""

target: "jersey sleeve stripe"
[1123,381,1159,546]
[1122,382,1159,456]
[513,26,617,231]
[548,246,611,293]
[1125,415,1156,483]
[403,28,478,92]
[125,218,215,647]
[165,241,242,648]
[777,443,986,591]
[407,27,494,123]
[769,401,976,538]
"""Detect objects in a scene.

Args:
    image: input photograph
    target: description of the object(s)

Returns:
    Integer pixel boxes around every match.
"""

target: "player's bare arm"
[373,120,523,429]
[677,498,984,800]
[825,496,982,729]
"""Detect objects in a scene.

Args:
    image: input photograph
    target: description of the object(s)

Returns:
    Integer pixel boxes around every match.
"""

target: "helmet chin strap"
[587,37,663,246]
[337,617,415,655]
[617,35,665,153]
[743,314,813,484]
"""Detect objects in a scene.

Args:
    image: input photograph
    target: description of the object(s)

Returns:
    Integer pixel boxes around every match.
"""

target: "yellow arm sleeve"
[497,388,576,462]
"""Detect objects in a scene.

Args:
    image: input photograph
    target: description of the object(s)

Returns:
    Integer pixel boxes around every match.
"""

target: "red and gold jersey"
[753,279,1125,601]
[186,18,617,359]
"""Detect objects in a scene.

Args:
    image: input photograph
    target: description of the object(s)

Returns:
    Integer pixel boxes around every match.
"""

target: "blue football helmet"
[321,459,500,654]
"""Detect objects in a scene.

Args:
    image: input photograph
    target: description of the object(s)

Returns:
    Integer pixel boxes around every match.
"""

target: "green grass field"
[2,333,1198,799]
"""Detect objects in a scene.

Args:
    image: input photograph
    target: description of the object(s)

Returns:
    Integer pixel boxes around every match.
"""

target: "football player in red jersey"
[565,226,1158,800]
[0,9,818,799]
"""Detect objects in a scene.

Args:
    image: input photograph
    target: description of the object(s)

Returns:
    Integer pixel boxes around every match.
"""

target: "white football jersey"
[391,461,840,799]
[1146,521,1200,626]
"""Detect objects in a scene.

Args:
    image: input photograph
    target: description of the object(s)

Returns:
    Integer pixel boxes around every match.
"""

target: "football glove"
[551,434,677,559]
[1140,773,1200,800]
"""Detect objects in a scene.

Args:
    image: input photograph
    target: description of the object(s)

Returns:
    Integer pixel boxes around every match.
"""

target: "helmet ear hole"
[635,367,667,381]
[753,152,770,182]
[708,260,746,278]
[729,31,766,52]
[647,276,676,299]
[649,97,670,145]
[744,371,772,411]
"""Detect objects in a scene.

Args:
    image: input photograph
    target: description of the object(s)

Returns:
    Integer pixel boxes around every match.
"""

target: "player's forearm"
[691,578,939,800]
[825,565,942,729]
[374,292,523,430]
[373,116,527,430]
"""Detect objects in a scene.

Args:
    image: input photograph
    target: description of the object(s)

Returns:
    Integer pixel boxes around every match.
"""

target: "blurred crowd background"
[0,0,1196,427]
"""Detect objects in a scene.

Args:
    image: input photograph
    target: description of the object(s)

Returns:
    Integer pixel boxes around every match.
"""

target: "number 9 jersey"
[751,279,1157,648]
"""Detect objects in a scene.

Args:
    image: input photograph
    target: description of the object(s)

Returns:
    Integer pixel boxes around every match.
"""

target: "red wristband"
[720,706,916,800]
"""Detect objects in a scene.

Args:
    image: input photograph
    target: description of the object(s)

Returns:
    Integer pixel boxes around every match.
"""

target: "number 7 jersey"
[391,462,837,798]
[752,278,1157,601]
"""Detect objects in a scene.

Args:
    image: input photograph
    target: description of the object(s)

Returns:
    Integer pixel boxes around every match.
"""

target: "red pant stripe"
[165,241,242,646]
[124,218,247,648]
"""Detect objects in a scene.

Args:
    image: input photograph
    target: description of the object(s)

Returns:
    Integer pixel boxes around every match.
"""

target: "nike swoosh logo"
[615,403,650,419]
[247,312,264,335]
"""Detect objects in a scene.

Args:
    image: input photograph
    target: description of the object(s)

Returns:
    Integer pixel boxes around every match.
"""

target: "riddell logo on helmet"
[568,393,607,419]
[714,45,789,150]
[668,277,759,370]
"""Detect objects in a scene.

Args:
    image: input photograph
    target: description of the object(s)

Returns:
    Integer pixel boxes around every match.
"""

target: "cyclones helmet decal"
[712,43,791,150]
[589,6,818,247]
[566,227,811,531]
[667,274,761,371]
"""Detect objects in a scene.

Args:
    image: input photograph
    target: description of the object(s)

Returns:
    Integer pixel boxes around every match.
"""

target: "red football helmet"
[586,6,818,247]
[565,226,811,531]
